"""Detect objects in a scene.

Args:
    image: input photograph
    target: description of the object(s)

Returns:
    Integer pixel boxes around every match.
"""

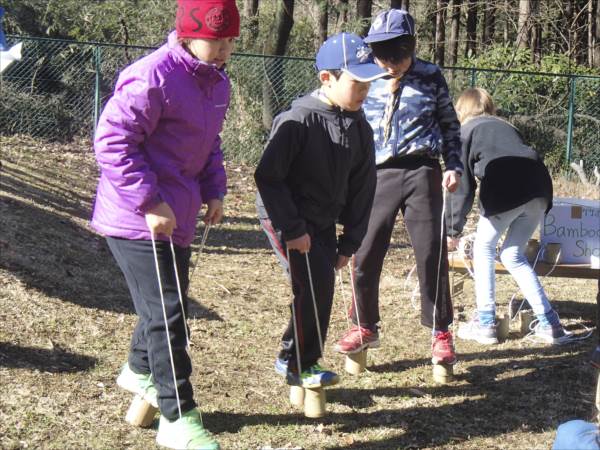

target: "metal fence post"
[93,45,101,135]
[470,68,477,87]
[565,75,576,165]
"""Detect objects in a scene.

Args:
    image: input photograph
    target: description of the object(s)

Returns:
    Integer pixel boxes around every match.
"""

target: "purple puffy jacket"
[91,31,228,247]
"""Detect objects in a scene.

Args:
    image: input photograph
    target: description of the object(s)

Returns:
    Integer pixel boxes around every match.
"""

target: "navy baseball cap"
[364,9,415,44]
[315,32,387,82]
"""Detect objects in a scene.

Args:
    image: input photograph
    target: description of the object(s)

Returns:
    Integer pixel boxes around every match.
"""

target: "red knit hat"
[176,0,240,39]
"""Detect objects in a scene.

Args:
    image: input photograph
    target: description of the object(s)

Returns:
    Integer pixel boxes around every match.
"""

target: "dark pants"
[351,159,453,330]
[106,237,195,421]
[257,200,337,371]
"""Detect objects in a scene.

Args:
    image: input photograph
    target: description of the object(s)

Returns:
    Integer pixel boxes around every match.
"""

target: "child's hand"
[442,170,460,193]
[203,199,224,225]
[335,255,350,270]
[447,236,459,251]
[286,233,311,254]
[145,202,177,236]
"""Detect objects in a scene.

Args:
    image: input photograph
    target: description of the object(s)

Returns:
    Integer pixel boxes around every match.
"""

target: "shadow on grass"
[202,349,595,449]
[0,342,97,373]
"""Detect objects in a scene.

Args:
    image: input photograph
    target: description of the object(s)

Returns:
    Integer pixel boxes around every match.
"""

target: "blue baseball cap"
[315,32,386,82]
[364,9,415,44]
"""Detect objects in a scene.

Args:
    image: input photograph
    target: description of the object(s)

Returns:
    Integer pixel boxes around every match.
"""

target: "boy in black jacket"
[255,32,386,387]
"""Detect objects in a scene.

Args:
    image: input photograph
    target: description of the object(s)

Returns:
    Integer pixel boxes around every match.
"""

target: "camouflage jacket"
[362,57,463,173]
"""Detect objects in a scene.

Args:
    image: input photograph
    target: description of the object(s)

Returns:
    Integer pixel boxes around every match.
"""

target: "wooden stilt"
[125,394,158,427]
[304,387,326,418]
[344,350,367,375]
[519,310,534,335]
[432,363,454,384]
[289,385,305,407]
[497,314,510,340]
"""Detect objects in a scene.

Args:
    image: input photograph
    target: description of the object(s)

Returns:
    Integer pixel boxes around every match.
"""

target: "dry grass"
[0,136,598,450]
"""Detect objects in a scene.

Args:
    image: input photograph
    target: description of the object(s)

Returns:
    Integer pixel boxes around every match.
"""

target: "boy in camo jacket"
[334,9,463,370]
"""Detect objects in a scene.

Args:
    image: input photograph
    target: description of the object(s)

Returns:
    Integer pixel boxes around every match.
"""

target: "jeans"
[473,197,553,323]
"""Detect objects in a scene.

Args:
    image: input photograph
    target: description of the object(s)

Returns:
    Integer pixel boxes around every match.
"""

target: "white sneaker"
[116,363,158,407]
[156,409,219,450]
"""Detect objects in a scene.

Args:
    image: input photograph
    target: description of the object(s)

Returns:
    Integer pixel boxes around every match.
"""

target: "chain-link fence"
[2,36,599,171]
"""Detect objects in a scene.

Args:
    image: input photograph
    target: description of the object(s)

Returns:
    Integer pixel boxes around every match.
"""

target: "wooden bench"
[447,252,599,297]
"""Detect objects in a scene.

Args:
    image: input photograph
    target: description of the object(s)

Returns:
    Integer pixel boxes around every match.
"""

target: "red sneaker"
[334,325,380,354]
[431,331,457,365]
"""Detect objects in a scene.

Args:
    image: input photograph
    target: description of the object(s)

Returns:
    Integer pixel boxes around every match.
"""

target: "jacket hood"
[291,90,365,126]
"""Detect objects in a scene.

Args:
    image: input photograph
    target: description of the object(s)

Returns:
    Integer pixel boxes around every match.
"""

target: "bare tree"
[515,0,531,49]
[316,0,328,48]
[335,0,349,33]
[482,2,496,46]
[448,0,461,66]
[434,0,448,66]
[595,0,600,67]
[465,0,477,57]
[262,0,295,130]
[530,0,541,62]
[244,0,260,42]
[244,0,259,17]
[357,0,372,37]
[391,0,409,10]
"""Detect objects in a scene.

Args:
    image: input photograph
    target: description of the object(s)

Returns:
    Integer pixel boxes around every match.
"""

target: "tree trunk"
[357,0,372,37]
[482,2,495,46]
[589,0,595,66]
[316,0,328,49]
[516,0,530,49]
[434,0,448,66]
[449,0,461,66]
[390,0,409,10]
[503,0,510,45]
[595,0,600,68]
[575,0,588,65]
[244,0,259,17]
[262,0,294,131]
[335,0,349,33]
[530,0,541,63]
[244,0,260,42]
[465,0,477,57]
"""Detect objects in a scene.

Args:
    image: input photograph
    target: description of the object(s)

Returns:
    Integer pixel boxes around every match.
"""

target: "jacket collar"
[167,31,227,83]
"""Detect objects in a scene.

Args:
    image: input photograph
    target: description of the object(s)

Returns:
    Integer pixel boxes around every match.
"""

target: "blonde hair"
[455,87,496,124]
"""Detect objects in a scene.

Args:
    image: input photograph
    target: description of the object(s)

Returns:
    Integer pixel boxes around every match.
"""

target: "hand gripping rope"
[150,232,205,423]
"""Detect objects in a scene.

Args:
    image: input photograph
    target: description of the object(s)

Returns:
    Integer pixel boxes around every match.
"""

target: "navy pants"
[107,237,195,421]
[351,158,453,330]
[257,198,337,372]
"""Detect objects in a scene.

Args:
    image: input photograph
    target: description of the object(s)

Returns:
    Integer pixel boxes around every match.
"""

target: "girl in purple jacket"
[91,1,238,448]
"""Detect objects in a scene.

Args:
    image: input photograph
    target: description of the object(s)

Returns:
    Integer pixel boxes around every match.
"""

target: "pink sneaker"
[334,325,380,354]
[431,331,457,365]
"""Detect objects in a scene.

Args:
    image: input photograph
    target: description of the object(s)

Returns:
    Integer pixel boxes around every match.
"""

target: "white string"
[305,252,325,358]
[348,260,365,348]
[150,232,182,420]
[188,223,211,284]
[169,237,190,350]
[404,263,420,311]
[286,247,303,379]
[337,270,352,330]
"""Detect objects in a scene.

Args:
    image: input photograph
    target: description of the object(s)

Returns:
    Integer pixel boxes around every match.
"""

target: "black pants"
[351,159,453,330]
[257,200,337,371]
[107,237,195,420]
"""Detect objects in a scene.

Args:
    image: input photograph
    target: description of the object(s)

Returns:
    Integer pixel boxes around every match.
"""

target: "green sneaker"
[116,363,158,407]
[288,364,340,388]
[156,409,220,450]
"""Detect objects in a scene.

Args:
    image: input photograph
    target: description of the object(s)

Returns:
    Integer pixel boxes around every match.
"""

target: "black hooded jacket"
[254,91,377,257]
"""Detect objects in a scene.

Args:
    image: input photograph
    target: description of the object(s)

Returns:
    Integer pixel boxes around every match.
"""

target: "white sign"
[541,198,600,265]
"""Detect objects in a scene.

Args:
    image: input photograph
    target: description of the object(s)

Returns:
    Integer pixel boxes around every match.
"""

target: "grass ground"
[1,136,598,449]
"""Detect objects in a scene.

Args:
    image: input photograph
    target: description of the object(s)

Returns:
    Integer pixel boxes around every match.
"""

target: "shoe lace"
[434,332,454,350]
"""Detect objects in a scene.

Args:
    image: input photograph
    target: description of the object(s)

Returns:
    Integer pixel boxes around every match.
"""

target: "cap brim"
[364,32,409,44]
[342,64,387,82]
